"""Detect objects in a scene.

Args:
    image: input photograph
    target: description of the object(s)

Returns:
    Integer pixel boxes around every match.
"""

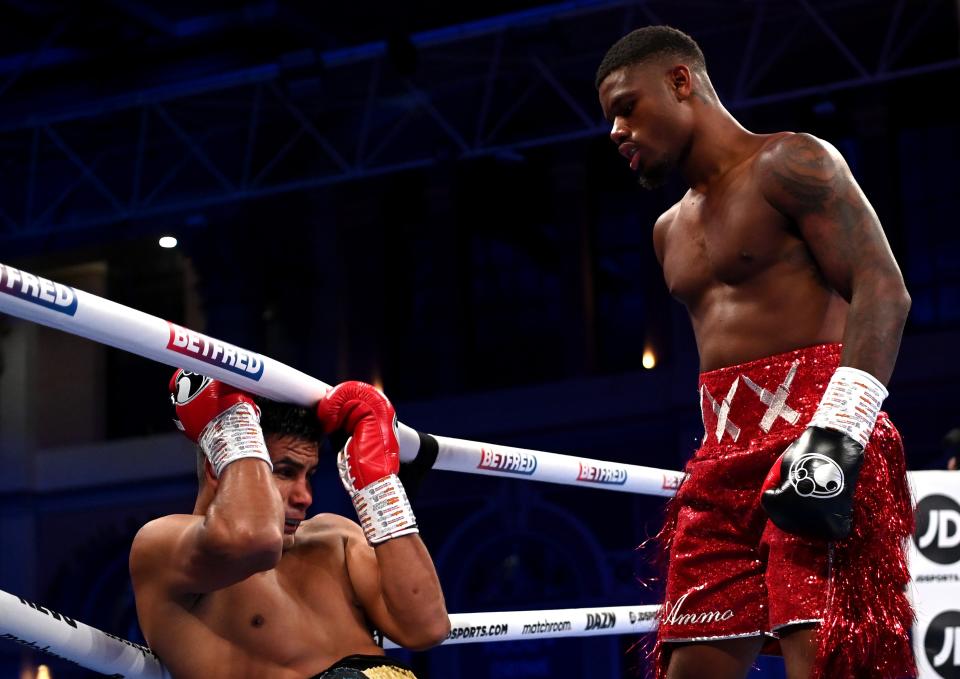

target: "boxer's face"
[599,61,691,189]
[265,434,319,550]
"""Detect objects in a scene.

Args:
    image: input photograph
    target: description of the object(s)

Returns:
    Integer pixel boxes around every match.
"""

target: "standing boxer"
[595,26,914,679]
[130,374,449,679]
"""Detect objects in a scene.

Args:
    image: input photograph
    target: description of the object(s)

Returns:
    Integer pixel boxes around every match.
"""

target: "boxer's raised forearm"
[202,459,284,568]
[169,372,284,576]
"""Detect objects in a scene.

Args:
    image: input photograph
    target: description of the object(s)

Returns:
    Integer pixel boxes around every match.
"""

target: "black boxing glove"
[761,367,888,540]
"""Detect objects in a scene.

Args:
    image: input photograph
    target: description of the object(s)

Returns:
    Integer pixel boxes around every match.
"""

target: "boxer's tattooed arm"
[758,133,910,384]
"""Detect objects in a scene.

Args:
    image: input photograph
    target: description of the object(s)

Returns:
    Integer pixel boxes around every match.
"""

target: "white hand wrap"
[808,366,888,448]
[337,448,418,544]
[198,401,272,477]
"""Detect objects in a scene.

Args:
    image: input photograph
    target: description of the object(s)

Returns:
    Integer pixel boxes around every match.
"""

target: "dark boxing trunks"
[655,344,914,679]
[310,654,417,679]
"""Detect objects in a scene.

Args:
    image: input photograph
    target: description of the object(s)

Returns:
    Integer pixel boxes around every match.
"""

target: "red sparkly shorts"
[659,344,905,644]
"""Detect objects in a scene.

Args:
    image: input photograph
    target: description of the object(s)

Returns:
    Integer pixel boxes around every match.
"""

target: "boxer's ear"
[667,64,693,101]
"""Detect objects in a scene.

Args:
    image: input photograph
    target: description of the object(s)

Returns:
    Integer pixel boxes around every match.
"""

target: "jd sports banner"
[909,471,960,679]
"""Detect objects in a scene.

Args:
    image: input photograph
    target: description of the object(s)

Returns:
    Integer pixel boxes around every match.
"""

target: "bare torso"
[654,133,849,371]
[136,514,382,679]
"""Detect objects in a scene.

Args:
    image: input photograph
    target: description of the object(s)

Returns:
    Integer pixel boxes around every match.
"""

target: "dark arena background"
[1,1,959,678]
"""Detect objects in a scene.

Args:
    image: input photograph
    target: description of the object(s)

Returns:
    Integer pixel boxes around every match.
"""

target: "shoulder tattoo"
[769,135,845,215]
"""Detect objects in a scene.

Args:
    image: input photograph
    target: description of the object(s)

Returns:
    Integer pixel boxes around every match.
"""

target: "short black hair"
[595,25,706,89]
[195,397,324,483]
[254,397,325,446]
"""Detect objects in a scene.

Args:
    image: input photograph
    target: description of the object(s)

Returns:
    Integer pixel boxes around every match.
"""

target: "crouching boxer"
[130,374,449,679]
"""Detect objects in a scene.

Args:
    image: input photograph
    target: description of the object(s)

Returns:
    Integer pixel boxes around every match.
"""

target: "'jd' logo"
[915,495,960,565]
[925,611,960,678]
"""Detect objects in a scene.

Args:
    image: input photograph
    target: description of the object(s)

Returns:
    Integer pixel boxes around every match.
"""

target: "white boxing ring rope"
[0,587,661,679]
[0,589,169,679]
[382,604,660,648]
[0,262,685,497]
[0,261,674,677]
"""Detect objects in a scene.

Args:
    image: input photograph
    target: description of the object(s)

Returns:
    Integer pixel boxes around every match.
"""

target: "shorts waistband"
[310,654,417,679]
[698,344,841,449]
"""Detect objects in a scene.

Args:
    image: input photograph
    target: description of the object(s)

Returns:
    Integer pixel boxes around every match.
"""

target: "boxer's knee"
[778,624,817,679]
[665,636,764,679]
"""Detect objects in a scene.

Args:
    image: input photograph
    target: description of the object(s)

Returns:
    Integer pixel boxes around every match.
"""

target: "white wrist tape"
[351,474,418,545]
[199,401,272,477]
[808,366,888,448]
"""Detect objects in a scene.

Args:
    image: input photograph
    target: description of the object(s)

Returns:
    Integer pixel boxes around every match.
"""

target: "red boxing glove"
[169,369,270,476]
[170,370,254,442]
[316,381,400,488]
[316,381,416,544]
